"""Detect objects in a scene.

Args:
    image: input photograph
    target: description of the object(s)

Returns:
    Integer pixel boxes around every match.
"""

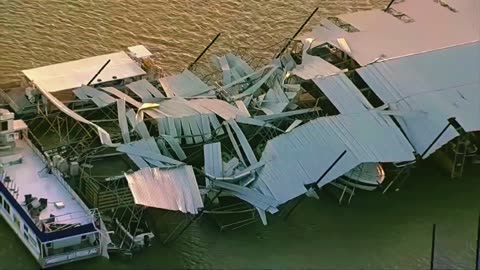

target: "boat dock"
[0,0,479,267]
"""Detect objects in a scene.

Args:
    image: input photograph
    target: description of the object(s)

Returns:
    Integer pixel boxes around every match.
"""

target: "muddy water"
[0,0,478,269]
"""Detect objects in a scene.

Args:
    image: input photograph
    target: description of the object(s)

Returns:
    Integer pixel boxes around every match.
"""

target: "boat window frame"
[3,199,10,214]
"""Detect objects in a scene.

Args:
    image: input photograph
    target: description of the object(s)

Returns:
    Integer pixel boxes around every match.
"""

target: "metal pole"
[384,0,396,11]
[283,150,347,220]
[275,7,319,59]
[187,32,222,70]
[431,224,437,270]
[475,211,480,270]
[87,59,111,86]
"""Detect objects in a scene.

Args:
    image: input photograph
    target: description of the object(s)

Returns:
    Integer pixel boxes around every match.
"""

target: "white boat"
[337,163,385,191]
[0,109,107,268]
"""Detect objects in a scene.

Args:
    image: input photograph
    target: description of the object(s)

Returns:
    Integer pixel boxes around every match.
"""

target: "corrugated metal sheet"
[190,97,249,120]
[125,166,203,214]
[260,86,289,115]
[254,107,322,121]
[358,42,480,157]
[73,85,116,107]
[116,99,130,143]
[228,120,258,166]
[159,69,214,97]
[212,181,279,214]
[118,139,183,167]
[126,79,165,101]
[162,135,186,160]
[291,54,342,80]
[224,122,247,166]
[204,142,222,188]
[312,73,373,114]
[36,85,115,146]
[23,51,146,93]
[298,0,479,68]
[126,109,151,139]
[232,65,279,100]
[102,87,165,119]
[253,110,415,203]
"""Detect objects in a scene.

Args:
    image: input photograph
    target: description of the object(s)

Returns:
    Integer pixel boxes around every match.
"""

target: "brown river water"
[0,0,479,269]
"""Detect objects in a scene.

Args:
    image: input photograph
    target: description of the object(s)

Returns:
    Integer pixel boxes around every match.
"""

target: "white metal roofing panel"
[116,99,130,144]
[163,135,187,160]
[36,85,115,145]
[358,42,480,157]
[126,79,165,101]
[127,45,153,59]
[189,98,248,120]
[299,0,479,68]
[126,109,151,139]
[228,120,258,166]
[225,122,247,166]
[337,9,404,32]
[261,86,289,115]
[253,110,415,203]
[118,141,183,166]
[159,69,213,97]
[23,51,146,93]
[73,85,116,107]
[125,166,203,214]
[102,86,165,119]
[312,73,373,114]
[204,142,223,179]
[213,181,279,214]
[232,66,279,100]
[225,53,255,78]
[291,53,342,80]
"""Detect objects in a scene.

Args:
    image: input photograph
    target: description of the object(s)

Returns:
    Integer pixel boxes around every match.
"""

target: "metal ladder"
[451,136,468,179]
[382,161,415,194]
[338,164,364,205]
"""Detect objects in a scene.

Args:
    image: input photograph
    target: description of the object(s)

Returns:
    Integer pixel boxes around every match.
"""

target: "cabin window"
[3,200,10,214]
[23,232,29,241]
[13,214,20,228]
[37,238,42,253]
[0,195,2,205]
[24,224,29,233]
[0,121,7,131]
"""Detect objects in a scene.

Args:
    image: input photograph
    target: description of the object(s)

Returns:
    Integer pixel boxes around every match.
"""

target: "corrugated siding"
[125,166,203,214]
[312,73,373,114]
[253,111,415,203]
[358,42,480,157]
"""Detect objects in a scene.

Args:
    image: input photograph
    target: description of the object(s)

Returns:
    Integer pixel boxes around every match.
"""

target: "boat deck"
[2,139,91,226]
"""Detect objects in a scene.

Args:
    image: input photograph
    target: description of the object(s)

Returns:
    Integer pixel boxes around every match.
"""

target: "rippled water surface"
[0,1,479,269]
